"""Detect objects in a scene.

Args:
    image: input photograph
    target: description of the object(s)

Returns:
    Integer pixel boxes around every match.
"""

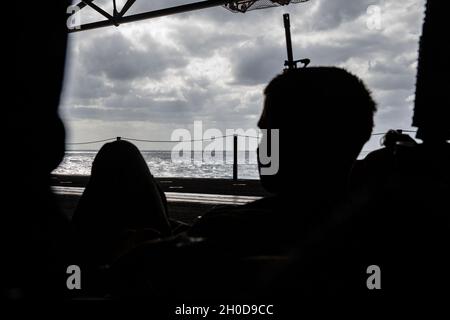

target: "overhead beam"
[119,0,136,17]
[75,0,135,20]
[73,0,92,11]
[69,0,230,33]
[81,0,118,26]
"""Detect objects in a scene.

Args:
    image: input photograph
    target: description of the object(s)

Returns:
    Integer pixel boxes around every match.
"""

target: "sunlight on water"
[53,151,260,179]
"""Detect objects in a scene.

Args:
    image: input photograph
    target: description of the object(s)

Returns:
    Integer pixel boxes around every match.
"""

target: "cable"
[66,138,116,145]
[66,130,416,145]
[112,135,259,144]
[371,130,417,136]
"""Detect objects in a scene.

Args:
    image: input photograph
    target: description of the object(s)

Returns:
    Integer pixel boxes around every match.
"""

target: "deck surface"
[52,175,268,223]
[52,186,261,205]
[51,175,269,196]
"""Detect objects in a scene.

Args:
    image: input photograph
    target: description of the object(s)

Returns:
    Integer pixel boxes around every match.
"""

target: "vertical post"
[283,13,294,69]
[233,135,238,181]
[113,0,119,17]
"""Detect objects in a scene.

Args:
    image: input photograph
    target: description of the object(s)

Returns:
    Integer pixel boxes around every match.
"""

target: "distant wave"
[53,151,259,179]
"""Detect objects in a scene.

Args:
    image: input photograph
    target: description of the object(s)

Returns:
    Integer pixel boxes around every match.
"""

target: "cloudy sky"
[61,0,426,151]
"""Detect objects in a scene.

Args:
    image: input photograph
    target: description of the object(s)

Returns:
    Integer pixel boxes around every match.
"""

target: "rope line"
[67,134,260,145]
[66,138,116,145]
[371,130,416,136]
[122,134,257,143]
[67,130,417,145]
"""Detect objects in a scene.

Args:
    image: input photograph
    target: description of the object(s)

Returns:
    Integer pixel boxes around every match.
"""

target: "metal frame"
[225,0,258,13]
[68,2,310,69]
[69,0,232,33]
[283,13,309,69]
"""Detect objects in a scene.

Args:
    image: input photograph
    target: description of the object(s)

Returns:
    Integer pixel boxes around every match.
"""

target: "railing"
[65,130,417,180]
[67,134,259,181]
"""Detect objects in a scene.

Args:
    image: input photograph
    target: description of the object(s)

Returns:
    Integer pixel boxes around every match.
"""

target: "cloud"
[79,32,187,81]
[231,37,285,86]
[308,0,376,30]
[61,0,426,149]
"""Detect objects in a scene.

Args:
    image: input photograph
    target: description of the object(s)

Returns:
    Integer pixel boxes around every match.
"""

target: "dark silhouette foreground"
[3,0,448,305]
[111,66,449,301]
[110,67,381,299]
[188,67,377,255]
[72,140,172,268]
[3,1,71,300]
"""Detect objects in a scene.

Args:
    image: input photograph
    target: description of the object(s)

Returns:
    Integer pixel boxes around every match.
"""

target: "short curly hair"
[260,67,377,153]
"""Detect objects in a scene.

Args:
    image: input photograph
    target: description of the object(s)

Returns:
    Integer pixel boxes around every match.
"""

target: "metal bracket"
[283,13,310,69]
[68,1,308,33]
[74,0,137,27]
[69,0,230,33]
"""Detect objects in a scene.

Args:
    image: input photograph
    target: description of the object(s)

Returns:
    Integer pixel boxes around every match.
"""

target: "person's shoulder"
[188,196,279,237]
[203,195,279,220]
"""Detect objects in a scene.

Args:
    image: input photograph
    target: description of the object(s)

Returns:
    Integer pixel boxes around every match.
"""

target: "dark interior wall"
[413,0,450,141]
[4,2,71,299]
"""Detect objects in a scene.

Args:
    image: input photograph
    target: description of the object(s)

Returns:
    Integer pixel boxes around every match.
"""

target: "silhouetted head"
[258,67,376,195]
[381,130,417,148]
[4,2,70,299]
[90,140,154,186]
[73,140,171,264]
[8,2,69,177]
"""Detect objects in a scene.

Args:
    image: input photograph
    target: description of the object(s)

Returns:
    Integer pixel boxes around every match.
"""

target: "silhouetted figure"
[291,145,449,300]
[3,2,71,300]
[350,130,418,189]
[109,67,378,300]
[188,67,377,255]
[72,140,172,270]
[286,1,450,299]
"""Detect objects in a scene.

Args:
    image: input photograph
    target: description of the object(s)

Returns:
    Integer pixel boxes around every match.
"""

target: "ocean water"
[53,151,259,179]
